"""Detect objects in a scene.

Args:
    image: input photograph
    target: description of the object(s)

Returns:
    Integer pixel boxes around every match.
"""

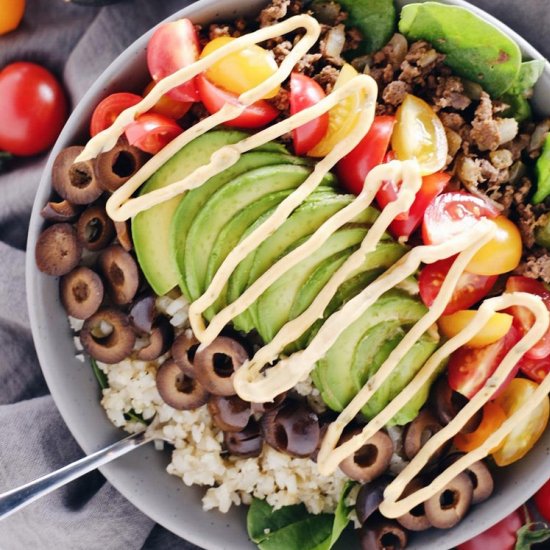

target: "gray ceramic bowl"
[26,1,550,548]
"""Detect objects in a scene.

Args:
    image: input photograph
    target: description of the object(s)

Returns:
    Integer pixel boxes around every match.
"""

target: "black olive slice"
[80,308,136,364]
[114,220,133,251]
[193,336,248,396]
[359,513,408,550]
[424,472,473,529]
[136,316,174,361]
[356,476,393,526]
[60,266,104,320]
[156,359,209,410]
[129,294,156,335]
[98,245,139,305]
[224,418,263,458]
[251,392,287,414]
[171,331,200,376]
[95,140,147,192]
[396,478,432,531]
[403,409,446,463]
[35,223,82,276]
[208,394,252,432]
[41,200,81,223]
[76,204,116,251]
[52,146,103,205]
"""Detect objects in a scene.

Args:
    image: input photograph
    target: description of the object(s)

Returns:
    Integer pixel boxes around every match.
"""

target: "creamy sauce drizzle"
[75,13,550,519]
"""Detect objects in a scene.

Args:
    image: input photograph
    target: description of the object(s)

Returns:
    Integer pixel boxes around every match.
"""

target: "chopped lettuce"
[508,60,546,97]
[533,134,550,204]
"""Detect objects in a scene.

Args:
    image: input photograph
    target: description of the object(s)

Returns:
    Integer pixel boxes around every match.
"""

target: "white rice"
[88,293,348,515]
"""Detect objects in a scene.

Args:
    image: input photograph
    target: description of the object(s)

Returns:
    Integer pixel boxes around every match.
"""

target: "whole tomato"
[0,62,68,156]
[0,0,25,35]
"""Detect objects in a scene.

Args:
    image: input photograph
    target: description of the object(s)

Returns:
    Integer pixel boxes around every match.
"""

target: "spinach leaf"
[322,481,355,550]
[501,93,532,123]
[508,60,545,97]
[90,358,109,390]
[336,0,396,54]
[399,2,522,97]
[258,514,334,550]
[533,134,550,204]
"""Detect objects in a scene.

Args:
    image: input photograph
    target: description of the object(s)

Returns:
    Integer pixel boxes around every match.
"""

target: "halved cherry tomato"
[419,256,497,315]
[308,64,363,157]
[448,324,521,399]
[377,171,450,238]
[0,0,25,35]
[422,192,500,245]
[535,479,550,522]
[466,216,522,276]
[196,73,278,128]
[492,378,549,466]
[506,275,550,360]
[454,401,507,452]
[391,94,448,175]
[336,116,395,195]
[90,92,142,137]
[201,36,279,99]
[124,113,182,154]
[517,355,550,384]
[143,81,191,120]
[290,73,329,156]
[147,19,200,103]
[439,310,513,348]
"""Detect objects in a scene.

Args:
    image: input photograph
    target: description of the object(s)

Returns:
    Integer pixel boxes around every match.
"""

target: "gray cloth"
[0,1,548,549]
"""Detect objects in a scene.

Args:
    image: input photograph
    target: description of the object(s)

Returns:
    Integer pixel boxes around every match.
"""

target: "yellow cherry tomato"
[144,81,191,119]
[466,216,522,276]
[438,310,513,348]
[492,378,549,466]
[308,64,363,158]
[391,94,448,175]
[200,36,279,99]
[0,0,25,35]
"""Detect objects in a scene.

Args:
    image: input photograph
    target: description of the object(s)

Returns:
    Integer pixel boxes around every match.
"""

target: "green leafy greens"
[90,358,108,390]
[533,134,550,204]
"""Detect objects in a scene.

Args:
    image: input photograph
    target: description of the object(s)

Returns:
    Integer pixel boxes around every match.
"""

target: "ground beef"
[516,254,550,284]
[382,80,410,107]
[313,65,340,93]
[433,76,471,111]
[270,87,290,116]
[259,0,291,27]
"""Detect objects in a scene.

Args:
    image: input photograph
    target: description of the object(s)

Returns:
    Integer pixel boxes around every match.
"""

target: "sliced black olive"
[403,409,446,463]
[339,429,394,483]
[251,392,287,414]
[424,472,473,529]
[98,245,139,305]
[396,478,432,531]
[171,331,200,376]
[80,308,136,364]
[95,140,147,192]
[114,220,133,251]
[35,223,82,276]
[41,200,81,223]
[76,204,116,251]
[136,316,174,361]
[261,400,320,458]
[356,476,393,525]
[193,336,248,396]
[52,146,103,205]
[208,394,252,432]
[224,418,263,458]
[359,513,408,550]
[60,266,104,320]
[129,293,156,335]
[156,359,209,410]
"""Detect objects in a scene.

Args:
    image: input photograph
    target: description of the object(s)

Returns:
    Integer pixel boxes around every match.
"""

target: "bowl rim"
[25,1,550,549]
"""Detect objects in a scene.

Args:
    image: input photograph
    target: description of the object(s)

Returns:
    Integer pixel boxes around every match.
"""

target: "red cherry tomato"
[0,62,67,156]
[457,509,524,550]
[377,171,451,238]
[447,324,521,399]
[419,256,497,315]
[196,74,278,128]
[147,18,200,103]
[90,92,142,137]
[124,113,182,154]
[535,479,550,522]
[516,355,550,384]
[506,275,550,360]
[422,192,500,245]
[289,73,329,155]
[336,116,395,195]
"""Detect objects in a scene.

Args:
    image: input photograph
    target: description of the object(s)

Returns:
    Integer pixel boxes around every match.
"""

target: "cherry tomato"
[517,355,550,384]
[196,73,278,128]
[535,479,550,522]
[0,62,67,156]
[448,324,521,399]
[147,18,200,103]
[439,310,513,348]
[378,171,450,238]
[90,92,142,137]
[419,256,497,315]
[124,113,182,154]
[422,192,500,245]
[0,0,25,35]
[506,276,550,360]
[454,401,507,452]
[391,94,448,175]
[466,216,522,276]
[308,64,363,157]
[201,36,279,99]
[290,73,329,156]
[143,81,191,120]
[492,378,549,466]
[336,116,395,195]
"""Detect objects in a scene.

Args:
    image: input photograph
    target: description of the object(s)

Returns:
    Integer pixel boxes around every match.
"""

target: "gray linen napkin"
[0,1,548,549]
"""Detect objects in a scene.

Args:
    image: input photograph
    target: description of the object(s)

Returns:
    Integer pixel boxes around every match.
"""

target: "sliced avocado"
[314,290,427,411]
